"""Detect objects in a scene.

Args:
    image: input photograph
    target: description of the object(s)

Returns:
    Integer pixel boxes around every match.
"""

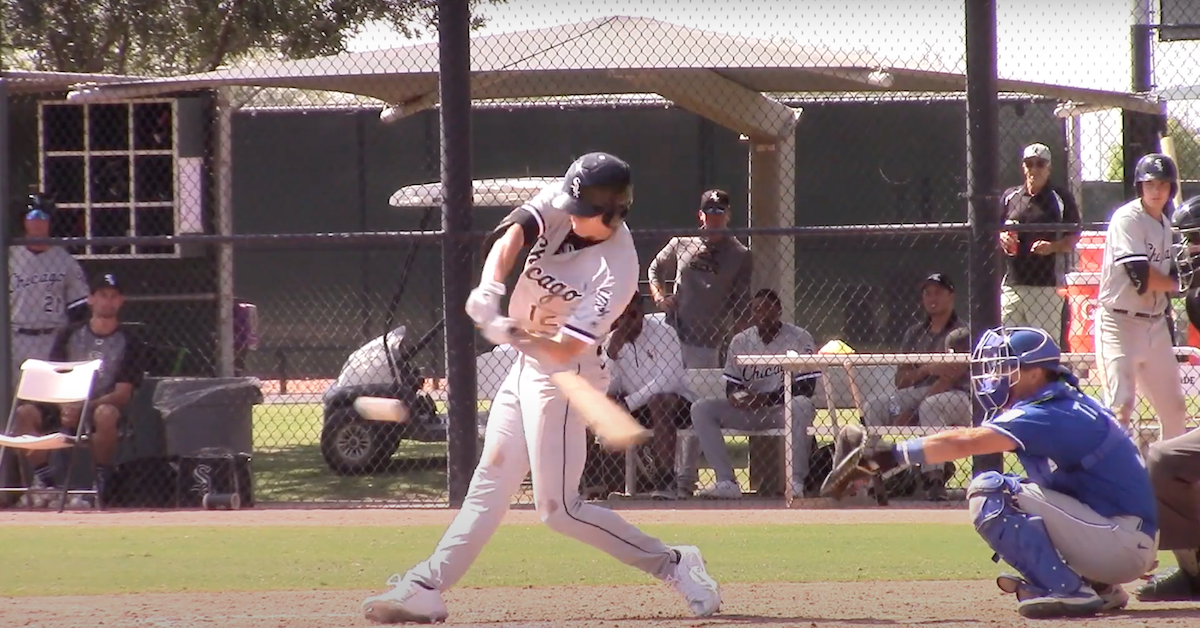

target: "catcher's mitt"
[819,424,897,499]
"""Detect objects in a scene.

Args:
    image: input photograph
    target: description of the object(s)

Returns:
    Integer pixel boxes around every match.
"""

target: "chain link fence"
[3,2,1200,509]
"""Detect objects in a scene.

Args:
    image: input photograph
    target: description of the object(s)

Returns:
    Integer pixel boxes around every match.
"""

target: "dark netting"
[2,2,1197,512]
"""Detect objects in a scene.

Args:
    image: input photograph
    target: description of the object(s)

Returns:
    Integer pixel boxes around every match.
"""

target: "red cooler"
[1075,231,1106,272]
[1061,271,1100,354]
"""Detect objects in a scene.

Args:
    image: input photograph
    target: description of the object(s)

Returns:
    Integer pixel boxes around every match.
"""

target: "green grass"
[249,403,448,503]
[0,523,1001,596]
[244,402,1032,503]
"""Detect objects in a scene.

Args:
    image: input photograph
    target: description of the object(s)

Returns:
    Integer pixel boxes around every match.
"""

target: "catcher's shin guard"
[969,471,1085,597]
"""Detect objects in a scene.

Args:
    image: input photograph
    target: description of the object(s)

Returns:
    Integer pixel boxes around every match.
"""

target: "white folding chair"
[0,359,102,512]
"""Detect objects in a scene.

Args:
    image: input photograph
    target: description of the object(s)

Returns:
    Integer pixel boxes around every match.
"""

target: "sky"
[348,0,1200,181]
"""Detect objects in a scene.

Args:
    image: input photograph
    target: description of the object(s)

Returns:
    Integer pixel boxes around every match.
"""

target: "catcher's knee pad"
[969,471,1084,597]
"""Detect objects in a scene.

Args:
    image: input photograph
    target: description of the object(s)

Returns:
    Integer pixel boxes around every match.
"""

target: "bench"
[669,365,948,496]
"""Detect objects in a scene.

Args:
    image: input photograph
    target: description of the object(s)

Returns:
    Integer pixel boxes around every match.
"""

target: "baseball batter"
[822,326,1158,619]
[1095,153,1188,441]
[361,153,721,624]
[8,201,89,383]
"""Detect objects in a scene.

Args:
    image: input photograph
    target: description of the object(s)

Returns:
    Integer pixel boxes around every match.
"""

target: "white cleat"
[694,480,742,500]
[362,574,449,624]
[665,546,721,617]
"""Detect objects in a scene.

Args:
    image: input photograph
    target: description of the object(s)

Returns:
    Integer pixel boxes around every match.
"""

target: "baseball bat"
[353,396,410,424]
[1162,135,1184,208]
[548,370,651,451]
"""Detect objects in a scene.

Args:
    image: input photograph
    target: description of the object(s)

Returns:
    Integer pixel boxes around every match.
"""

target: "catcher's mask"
[970,326,1073,413]
[1173,196,1200,292]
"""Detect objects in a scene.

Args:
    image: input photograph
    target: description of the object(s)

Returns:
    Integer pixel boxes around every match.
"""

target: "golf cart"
[319,177,556,475]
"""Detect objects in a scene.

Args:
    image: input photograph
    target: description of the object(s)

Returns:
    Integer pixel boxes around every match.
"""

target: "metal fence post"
[966,0,1004,476]
[439,0,478,507]
[0,77,10,407]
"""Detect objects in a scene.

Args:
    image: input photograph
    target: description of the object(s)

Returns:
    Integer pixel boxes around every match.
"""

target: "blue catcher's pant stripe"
[968,471,1085,596]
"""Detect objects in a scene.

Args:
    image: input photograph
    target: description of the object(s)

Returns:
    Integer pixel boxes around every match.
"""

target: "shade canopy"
[44,15,1159,142]
[389,177,560,209]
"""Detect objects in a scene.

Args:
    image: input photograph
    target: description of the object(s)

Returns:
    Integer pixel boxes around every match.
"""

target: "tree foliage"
[1105,116,1200,182]
[1,0,505,75]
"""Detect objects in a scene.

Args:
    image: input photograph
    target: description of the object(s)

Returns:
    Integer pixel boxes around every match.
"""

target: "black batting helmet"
[1173,196,1200,291]
[1135,153,1179,199]
[559,152,634,226]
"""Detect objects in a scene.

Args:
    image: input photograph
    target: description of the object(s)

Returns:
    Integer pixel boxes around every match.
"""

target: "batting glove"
[466,280,506,326]
[481,316,520,346]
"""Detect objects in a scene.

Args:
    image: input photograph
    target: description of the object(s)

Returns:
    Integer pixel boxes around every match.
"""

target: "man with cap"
[861,272,972,499]
[7,193,90,386]
[999,143,1082,345]
[11,273,145,509]
[647,189,754,369]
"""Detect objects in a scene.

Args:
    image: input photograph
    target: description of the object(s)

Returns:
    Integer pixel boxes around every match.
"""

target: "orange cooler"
[1075,231,1106,272]
[1062,271,1100,354]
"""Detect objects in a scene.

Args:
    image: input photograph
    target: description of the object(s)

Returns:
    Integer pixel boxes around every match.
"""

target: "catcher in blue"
[821,326,1158,619]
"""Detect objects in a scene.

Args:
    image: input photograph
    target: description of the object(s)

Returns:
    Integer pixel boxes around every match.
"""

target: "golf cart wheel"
[320,408,402,476]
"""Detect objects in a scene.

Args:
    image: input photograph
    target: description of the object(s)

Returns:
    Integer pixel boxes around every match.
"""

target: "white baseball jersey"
[8,246,89,329]
[499,181,638,352]
[1098,199,1174,316]
[723,323,818,394]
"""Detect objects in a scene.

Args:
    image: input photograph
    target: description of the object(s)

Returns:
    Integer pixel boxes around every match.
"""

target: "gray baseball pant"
[688,396,816,485]
[1095,308,1188,441]
[406,354,675,591]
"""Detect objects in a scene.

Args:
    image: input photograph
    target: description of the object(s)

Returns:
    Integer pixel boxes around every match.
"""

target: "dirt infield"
[5,506,1199,627]
[5,581,1200,628]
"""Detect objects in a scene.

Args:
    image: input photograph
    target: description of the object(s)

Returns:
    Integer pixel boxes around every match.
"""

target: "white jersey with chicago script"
[501,181,638,359]
[1098,199,1174,315]
[8,246,89,329]
[724,323,817,394]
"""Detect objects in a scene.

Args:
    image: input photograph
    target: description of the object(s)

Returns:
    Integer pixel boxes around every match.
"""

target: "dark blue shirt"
[984,381,1157,539]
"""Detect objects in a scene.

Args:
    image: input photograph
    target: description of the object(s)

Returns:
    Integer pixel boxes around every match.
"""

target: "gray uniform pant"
[1146,428,1200,551]
[9,329,57,390]
[1095,308,1188,441]
[406,354,675,591]
[688,396,816,485]
[970,481,1157,586]
[862,386,972,429]
[1001,284,1065,345]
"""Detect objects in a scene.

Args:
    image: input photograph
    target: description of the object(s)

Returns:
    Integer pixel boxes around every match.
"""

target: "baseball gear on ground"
[969,471,1089,606]
[480,316,519,346]
[559,152,634,226]
[970,326,1075,413]
[819,424,901,499]
[465,280,506,326]
[1173,196,1200,291]
[1135,153,1179,199]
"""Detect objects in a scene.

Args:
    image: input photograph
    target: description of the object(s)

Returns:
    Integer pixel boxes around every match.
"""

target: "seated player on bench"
[602,292,694,499]
[11,273,145,508]
[822,326,1157,619]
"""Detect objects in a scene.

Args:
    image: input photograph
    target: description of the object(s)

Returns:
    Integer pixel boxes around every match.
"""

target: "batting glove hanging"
[466,280,506,326]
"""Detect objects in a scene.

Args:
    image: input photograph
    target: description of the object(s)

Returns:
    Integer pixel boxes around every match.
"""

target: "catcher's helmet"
[970,326,1074,412]
[1173,196,1200,291]
[558,152,634,226]
[1134,152,1179,199]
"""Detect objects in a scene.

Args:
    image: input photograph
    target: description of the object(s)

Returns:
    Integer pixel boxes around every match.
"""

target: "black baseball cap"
[91,273,122,294]
[700,189,730,213]
[922,272,955,292]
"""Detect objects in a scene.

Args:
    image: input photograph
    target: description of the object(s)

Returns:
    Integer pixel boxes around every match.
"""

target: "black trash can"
[153,377,263,457]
